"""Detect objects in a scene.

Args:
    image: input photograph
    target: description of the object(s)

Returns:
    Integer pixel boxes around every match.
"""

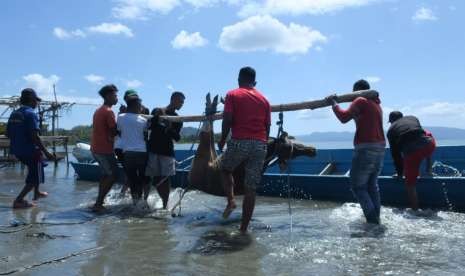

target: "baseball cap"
[124,89,138,100]
[20,88,42,102]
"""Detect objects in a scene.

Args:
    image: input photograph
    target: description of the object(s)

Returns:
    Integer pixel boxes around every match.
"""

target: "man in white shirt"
[116,90,149,203]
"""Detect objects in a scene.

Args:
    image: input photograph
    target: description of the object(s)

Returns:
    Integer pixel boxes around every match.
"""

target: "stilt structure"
[0,86,76,165]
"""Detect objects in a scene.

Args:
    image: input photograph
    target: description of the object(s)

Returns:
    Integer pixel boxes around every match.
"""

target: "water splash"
[432,161,462,177]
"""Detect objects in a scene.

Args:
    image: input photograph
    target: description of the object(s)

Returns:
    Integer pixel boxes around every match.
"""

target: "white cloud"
[53,27,86,40]
[365,76,381,83]
[172,30,208,49]
[412,7,438,22]
[167,84,175,91]
[22,73,100,104]
[85,74,105,85]
[113,0,181,19]
[23,74,60,98]
[87,23,134,37]
[126,79,143,88]
[237,0,381,17]
[384,101,465,128]
[184,0,219,8]
[219,15,327,55]
[53,23,133,40]
[297,108,333,120]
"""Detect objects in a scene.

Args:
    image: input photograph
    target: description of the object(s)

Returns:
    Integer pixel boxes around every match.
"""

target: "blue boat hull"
[71,145,465,211]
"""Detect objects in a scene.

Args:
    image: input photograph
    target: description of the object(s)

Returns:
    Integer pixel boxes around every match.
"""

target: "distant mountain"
[180,126,199,137]
[296,131,353,142]
[296,126,465,142]
[425,127,465,140]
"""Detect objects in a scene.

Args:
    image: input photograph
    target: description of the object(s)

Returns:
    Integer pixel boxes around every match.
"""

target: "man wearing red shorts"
[387,111,436,210]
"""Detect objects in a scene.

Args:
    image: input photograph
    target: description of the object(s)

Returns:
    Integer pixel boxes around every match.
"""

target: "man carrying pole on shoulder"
[218,66,271,233]
[326,80,386,224]
[91,84,119,212]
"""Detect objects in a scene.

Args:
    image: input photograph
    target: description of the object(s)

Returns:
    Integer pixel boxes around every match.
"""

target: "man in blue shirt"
[7,88,55,208]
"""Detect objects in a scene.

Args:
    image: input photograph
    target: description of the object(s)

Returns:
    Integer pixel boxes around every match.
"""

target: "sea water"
[1,161,465,275]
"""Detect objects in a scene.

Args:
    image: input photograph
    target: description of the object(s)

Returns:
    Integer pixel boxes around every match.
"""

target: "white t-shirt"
[116,113,148,152]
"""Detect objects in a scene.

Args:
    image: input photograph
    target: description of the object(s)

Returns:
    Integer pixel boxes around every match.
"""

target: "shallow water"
[1,162,465,275]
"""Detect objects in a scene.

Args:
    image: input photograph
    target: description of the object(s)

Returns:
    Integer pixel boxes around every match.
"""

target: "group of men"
[6,67,436,231]
[90,85,185,212]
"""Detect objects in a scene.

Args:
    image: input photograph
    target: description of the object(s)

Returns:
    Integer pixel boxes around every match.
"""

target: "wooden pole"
[151,89,379,123]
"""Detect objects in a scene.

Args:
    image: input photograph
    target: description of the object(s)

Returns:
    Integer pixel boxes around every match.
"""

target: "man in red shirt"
[326,80,386,224]
[218,67,271,233]
[91,84,119,212]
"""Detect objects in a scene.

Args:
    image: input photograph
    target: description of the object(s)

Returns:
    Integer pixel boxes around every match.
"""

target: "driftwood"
[154,89,378,123]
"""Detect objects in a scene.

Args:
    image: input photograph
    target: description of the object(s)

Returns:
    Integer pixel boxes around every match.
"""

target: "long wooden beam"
[154,89,378,123]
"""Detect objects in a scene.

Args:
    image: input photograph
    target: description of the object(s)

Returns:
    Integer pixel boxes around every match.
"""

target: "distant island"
[2,124,462,145]
[295,126,465,142]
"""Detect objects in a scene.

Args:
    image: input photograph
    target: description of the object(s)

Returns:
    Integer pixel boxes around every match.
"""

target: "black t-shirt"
[147,107,183,157]
[387,115,432,175]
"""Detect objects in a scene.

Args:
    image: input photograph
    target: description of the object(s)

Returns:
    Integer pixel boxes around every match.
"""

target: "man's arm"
[107,111,118,137]
[167,122,183,142]
[388,133,403,177]
[219,112,233,151]
[27,112,54,159]
[32,131,54,160]
[326,96,362,124]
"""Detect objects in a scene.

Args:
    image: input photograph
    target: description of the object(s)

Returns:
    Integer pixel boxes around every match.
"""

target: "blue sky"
[0,0,464,136]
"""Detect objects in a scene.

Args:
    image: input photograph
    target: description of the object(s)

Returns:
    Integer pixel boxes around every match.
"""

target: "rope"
[169,120,202,217]
[0,246,103,275]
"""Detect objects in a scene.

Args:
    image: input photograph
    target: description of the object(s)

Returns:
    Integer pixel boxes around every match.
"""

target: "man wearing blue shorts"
[7,88,55,208]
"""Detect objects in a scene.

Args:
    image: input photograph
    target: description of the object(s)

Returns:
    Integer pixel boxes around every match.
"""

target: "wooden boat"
[70,145,465,211]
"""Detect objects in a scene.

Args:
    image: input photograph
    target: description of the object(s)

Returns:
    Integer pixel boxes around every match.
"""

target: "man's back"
[387,115,431,154]
[7,106,38,157]
[224,87,271,142]
[387,116,423,141]
[91,105,116,154]
[344,97,385,146]
[117,113,148,152]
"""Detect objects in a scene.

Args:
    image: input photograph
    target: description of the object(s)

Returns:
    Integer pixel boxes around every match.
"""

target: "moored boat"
[71,145,465,211]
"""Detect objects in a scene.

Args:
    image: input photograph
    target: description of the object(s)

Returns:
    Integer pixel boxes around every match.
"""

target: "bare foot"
[222,201,237,219]
[33,191,48,200]
[13,200,36,209]
[91,204,106,213]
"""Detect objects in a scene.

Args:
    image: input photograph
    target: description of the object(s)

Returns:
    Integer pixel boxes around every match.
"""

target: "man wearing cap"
[7,88,55,208]
[387,111,436,210]
[91,84,119,212]
[146,91,185,209]
[326,80,385,224]
[116,90,149,204]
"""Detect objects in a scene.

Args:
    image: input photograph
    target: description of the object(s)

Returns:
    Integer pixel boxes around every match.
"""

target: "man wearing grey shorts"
[146,92,185,208]
[218,67,271,233]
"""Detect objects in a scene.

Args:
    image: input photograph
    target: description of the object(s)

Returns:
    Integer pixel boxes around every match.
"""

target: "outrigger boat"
[70,145,465,211]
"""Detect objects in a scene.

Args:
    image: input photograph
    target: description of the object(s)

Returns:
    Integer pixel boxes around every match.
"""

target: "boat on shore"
[70,145,465,211]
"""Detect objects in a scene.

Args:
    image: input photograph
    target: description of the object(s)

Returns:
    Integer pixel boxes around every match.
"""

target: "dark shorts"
[123,151,148,194]
[17,154,44,185]
[93,153,118,177]
[404,139,436,186]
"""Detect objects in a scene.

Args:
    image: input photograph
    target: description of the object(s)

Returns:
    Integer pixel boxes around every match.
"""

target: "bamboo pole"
[151,89,378,123]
